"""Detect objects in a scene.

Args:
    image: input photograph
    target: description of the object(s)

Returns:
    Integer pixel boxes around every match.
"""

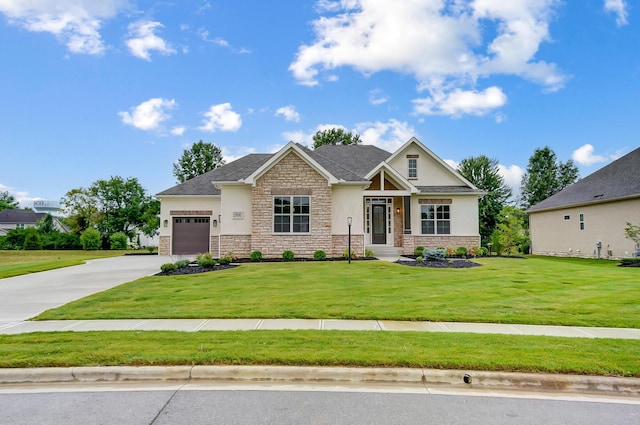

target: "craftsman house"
[527,147,640,259]
[157,138,483,258]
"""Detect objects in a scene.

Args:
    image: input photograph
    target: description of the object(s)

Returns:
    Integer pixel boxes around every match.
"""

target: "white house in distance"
[527,147,640,259]
[156,138,484,258]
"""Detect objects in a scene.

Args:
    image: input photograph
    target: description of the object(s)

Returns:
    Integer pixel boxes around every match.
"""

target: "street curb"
[0,366,638,396]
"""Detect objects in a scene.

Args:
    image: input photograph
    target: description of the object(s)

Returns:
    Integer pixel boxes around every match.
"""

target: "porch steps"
[367,246,403,259]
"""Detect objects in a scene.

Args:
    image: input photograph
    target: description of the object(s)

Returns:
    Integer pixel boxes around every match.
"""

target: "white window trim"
[421,204,451,235]
[273,195,311,234]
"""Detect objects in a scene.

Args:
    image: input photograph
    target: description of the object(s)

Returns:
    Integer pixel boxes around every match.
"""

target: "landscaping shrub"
[282,250,295,261]
[619,258,640,267]
[479,246,489,256]
[23,229,42,250]
[313,250,327,260]
[455,246,468,257]
[80,229,101,251]
[416,256,423,263]
[197,252,217,268]
[414,246,425,256]
[218,253,234,265]
[343,249,356,259]
[445,247,456,258]
[423,248,446,261]
[250,250,263,262]
[109,232,129,250]
[160,263,178,273]
[365,249,375,258]
[175,260,190,269]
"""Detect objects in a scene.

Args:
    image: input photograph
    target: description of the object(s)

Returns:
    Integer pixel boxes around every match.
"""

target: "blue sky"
[0,0,637,208]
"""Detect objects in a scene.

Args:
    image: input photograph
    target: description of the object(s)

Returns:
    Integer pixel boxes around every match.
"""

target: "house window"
[564,215,570,221]
[274,196,310,233]
[408,158,417,179]
[421,204,450,235]
[579,213,584,230]
[16,223,25,229]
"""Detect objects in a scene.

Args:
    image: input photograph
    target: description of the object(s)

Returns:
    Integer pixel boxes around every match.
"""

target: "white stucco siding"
[219,185,253,235]
[331,185,366,234]
[530,198,640,258]
[157,196,220,239]
[388,144,461,186]
[409,196,479,236]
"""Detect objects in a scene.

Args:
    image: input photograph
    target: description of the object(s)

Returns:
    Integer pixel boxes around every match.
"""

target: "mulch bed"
[396,258,482,268]
[156,264,238,276]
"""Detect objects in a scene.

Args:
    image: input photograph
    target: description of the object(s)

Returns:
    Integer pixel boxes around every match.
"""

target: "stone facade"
[250,152,333,258]
[332,234,365,257]
[402,235,481,255]
[210,235,220,258]
[159,236,170,256]
[220,235,251,258]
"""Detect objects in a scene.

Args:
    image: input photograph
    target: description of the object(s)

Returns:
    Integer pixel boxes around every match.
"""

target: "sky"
[1,0,638,208]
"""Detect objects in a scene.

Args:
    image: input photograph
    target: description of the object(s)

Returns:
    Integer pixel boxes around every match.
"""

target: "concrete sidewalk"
[2,318,639,339]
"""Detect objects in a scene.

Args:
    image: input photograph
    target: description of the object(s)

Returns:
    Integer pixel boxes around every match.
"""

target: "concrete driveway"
[0,255,170,323]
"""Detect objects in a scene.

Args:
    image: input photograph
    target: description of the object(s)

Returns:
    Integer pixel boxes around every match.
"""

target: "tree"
[0,191,19,210]
[312,128,362,149]
[173,141,225,183]
[625,222,640,250]
[496,206,529,255]
[89,176,160,243]
[520,146,579,208]
[36,214,55,234]
[60,188,99,235]
[457,155,512,244]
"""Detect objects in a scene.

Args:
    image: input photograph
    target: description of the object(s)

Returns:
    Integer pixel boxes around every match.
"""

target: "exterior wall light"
[163,219,168,228]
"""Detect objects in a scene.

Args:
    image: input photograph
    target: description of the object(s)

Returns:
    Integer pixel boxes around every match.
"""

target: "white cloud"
[369,89,389,105]
[221,146,256,164]
[355,119,416,152]
[171,126,186,136]
[413,86,507,117]
[0,0,129,55]
[199,103,242,132]
[497,164,524,194]
[0,183,37,209]
[125,20,176,61]
[572,144,608,166]
[290,0,566,117]
[604,0,628,26]
[444,159,459,169]
[275,105,301,122]
[118,98,176,131]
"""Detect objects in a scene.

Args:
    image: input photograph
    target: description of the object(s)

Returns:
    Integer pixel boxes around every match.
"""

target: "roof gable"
[528,147,640,212]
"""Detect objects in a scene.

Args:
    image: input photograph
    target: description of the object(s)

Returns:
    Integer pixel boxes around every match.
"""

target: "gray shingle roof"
[0,209,46,224]
[311,144,392,179]
[527,147,640,212]
[156,154,273,196]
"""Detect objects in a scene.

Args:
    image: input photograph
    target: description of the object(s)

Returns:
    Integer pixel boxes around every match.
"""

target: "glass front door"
[372,204,387,244]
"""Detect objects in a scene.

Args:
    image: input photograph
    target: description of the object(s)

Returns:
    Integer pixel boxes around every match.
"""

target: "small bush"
[161,263,178,273]
[196,253,216,268]
[109,232,129,250]
[175,260,190,269]
[343,249,356,259]
[414,246,425,256]
[218,253,233,265]
[313,250,327,260]
[23,229,42,250]
[282,250,295,261]
[365,249,375,258]
[416,256,423,262]
[250,250,263,262]
[80,229,101,251]
[445,247,456,258]
[455,246,468,257]
[423,248,446,261]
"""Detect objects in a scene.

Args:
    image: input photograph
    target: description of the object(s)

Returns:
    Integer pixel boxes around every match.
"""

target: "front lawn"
[35,256,640,328]
[1,331,638,377]
[0,250,130,279]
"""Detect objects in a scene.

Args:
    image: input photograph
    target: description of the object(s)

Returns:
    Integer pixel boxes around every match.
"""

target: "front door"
[372,204,387,244]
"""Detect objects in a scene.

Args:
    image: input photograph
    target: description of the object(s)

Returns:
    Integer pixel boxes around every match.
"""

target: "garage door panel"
[172,217,210,255]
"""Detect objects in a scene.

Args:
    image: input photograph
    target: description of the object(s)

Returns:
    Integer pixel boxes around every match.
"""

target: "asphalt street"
[1,383,639,425]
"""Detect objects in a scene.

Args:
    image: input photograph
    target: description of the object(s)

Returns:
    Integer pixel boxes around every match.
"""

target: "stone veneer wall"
[251,152,333,258]
[210,235,220,258]
[393,197,403,247]
[220,235,251,258]
[332,234,365,257]
[402,235,480,255]
[159,236,170,256]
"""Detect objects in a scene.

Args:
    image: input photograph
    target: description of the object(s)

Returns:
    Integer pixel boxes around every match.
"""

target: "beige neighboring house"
[527,147,640,259]
[0,209,50,235]
[156,138,483,258]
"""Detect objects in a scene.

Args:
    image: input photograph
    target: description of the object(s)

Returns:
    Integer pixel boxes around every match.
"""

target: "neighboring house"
[0,209,47,235]
[157,138,483,258]
[527,147,640,259]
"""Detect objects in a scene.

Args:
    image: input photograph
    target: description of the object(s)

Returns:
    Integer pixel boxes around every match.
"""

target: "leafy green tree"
[312,128,362,149]
[0,191,19,210]
[60,188,99,235]
[173,141,225,183]
[625,222,640,250]
[110,232,129,250]
[36,214,55,234]
[520,146,579,208]
[23,228,42,250]
[496,206,529,255]
[457,155,512,243]
[89,176,159,244]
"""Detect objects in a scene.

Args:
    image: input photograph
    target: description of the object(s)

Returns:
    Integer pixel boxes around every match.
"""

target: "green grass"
[35,256,640,328]
[0,330,637,377]
[0,250,137,279]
